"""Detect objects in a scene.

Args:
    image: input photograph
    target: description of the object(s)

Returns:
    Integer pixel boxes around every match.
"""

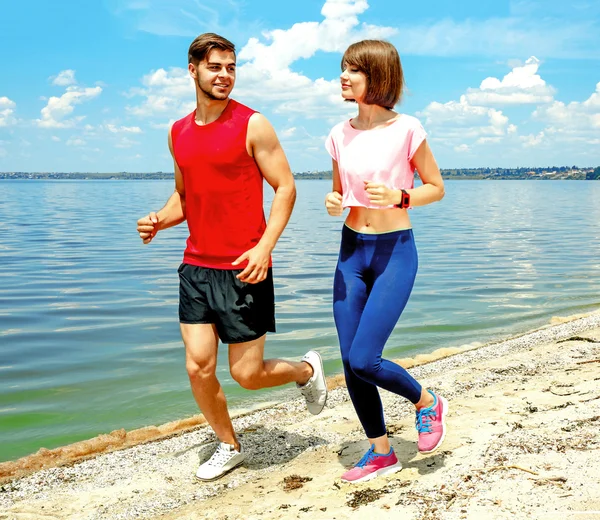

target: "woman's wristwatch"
[395,189,410,209]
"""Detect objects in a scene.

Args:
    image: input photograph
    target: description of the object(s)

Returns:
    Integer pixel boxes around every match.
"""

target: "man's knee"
[186,356,216,382]
[230,365,263,390]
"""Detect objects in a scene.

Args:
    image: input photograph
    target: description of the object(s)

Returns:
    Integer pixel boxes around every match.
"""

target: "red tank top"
[171,99,269,269]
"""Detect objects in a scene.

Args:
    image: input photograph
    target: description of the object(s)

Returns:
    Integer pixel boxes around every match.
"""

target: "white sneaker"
[195,442,246,481]
[297,350,328,415]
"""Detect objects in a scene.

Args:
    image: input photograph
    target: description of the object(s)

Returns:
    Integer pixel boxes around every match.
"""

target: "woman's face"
[340,63,367,103]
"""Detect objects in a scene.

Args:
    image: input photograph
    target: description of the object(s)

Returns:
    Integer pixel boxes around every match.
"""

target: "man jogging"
[136,33,327,481]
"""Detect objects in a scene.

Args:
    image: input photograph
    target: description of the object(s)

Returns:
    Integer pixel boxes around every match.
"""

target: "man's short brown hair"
[341,40,404,109]
[188,33,236,65]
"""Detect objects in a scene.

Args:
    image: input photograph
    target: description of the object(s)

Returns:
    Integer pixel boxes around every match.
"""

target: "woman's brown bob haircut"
[342,40,404,109]
[188,33,236,65]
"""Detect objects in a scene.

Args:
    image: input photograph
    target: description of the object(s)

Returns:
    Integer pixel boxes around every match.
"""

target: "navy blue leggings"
[333,225,422,439]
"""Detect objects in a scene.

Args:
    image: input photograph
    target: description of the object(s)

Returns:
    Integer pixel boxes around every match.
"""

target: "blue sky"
[1,0,599,172]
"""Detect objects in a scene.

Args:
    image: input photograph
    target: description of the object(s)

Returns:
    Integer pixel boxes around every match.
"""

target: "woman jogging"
[324,39,448,484]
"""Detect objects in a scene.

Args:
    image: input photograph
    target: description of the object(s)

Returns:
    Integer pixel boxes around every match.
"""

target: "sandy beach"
[1,311,600,520]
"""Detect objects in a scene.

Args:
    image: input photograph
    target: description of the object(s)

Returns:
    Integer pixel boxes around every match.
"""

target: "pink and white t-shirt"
[324,115,427,209]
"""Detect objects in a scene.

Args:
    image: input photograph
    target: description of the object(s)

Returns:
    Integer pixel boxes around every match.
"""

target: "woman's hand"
[364,181,399,206]
[325,191,343,216]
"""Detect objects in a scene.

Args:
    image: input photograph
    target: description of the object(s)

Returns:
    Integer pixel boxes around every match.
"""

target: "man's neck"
[194,96,231,126]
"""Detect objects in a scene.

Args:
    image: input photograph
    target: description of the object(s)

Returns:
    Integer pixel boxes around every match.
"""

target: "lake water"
[1,179,599,462]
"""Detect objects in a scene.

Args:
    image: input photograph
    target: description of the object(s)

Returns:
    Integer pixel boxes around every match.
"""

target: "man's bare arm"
[232,113,296,283]
[136,128,186,244]
[157,129,186,229]
[249,113,295,251]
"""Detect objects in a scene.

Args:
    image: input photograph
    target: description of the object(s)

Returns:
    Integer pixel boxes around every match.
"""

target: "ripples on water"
[0,179,599,461]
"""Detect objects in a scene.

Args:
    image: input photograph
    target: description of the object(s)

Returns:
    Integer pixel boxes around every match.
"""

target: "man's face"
[190,49,236,100]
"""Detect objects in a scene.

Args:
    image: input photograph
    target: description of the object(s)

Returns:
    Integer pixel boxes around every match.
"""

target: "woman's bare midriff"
[345,206,412,234]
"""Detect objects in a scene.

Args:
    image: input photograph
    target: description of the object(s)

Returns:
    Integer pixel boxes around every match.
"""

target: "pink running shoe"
[341,445,402,484]
[416,390,448,454]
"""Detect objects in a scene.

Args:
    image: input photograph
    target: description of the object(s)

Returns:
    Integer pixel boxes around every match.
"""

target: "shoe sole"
[418,396,448,455]
[307,351,328,416]
[195,457,246,482]
[341,462,402,484]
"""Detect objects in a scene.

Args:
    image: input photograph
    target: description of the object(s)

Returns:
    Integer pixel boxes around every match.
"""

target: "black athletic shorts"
[178,263,276,344]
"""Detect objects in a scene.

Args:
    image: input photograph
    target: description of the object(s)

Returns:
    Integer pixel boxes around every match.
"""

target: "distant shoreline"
[1,166,599,181]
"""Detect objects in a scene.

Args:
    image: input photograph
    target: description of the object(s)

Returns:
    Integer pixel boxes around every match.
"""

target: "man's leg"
[180,322,238,448]
[218,267,327,415]
[228,334,312,390]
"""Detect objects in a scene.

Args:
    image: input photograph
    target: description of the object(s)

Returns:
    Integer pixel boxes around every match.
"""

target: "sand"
[1,312,600,520]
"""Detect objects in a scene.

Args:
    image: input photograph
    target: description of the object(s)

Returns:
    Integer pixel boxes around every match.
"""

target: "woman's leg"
[338,228,448,468]
[348,231,448,455]
[346,230,422,406]
[333,231,387,442]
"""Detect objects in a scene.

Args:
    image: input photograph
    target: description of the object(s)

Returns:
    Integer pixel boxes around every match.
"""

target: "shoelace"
[301,380,316,403]
[206,445,235,467]
[356,446,377,468]
[415,407,437,434]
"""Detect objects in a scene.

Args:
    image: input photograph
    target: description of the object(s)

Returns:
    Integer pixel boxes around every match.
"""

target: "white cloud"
[476,137,502,145]
[281,127,297,138]
[114,1,599,169]
[115,137,139,148]
[110,0,600,60]
[420,95,511,142]
[238,0,395,71]
[392,17,600,59]
[127,0,394,123]
[417,57,565,156]
[530,82,600,147]
[420,57,599,164]
[236,66,350,122]
[66,137,86,147]
[150,120,175,130]
[126,68,195,118]
[0,97,17,127]
[52,70,77,86]
[51,136,61,142]
[105,124,143,133]
[464,57,555,106]
[520,131,545,148]
[106,0,251,38]
[37,86,102,128]
[519,131,545,148]
[235,0,395,118]
[534,81,600,132]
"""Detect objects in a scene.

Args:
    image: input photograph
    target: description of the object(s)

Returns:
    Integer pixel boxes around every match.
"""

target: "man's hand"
[364,181,398,206]
[137,212,159,244]
[232,244,271,284]
[325,191,343,216]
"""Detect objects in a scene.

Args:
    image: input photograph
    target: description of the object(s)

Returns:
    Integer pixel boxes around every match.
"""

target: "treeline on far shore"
[1,166,599,181]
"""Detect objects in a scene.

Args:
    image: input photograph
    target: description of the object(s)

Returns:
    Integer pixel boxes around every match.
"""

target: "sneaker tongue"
[219,442,234,451]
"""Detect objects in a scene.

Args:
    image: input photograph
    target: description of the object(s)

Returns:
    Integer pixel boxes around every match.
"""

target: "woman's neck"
[352,104,397,130]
